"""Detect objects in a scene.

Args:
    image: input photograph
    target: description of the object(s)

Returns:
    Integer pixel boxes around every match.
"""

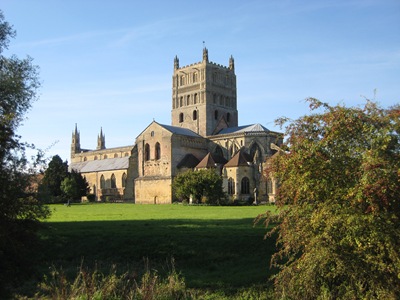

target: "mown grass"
[33,203,277,297]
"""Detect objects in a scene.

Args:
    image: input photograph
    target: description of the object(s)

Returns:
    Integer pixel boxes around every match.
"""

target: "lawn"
[38,203,278,295]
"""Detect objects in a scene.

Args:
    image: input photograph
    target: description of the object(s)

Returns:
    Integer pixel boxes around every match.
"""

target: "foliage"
[39,155,68,202]
[36,262,188,300]
[172,169,226,204]
[61,170,89,202]
[263,98,400,299]
[0,10,50,297]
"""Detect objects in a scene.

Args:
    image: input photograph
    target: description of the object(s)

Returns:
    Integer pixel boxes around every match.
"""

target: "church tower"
[71,123,81,154]
[171,48,238,137]
[97,127,106,150]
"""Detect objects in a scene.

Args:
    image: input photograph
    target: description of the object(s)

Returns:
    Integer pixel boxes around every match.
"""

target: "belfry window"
[179,113,184,123]
[193,110,197,120]
[145,143,150,161]
[241,177,250,194]
[155,142,161,160]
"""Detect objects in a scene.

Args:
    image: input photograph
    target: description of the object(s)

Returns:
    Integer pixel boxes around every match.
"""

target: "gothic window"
[214,110,219,120]
[179,97,183,107]
[267,179,273,194]
[187,95,191,105]
[228,178,235,195]
[151,131,154,137]
[179,113,184,123]
[193,110,197,120]
[155,142,161,160]
[180,75,185,86]
[194,93,197,104]
[111,174,116,188]
[122,173,127,188]
[214,145,223,157]
[227,113,231,123]
[250,143,262,162]
[241,177,250,194]
[213,94,217,104]
[100,175,105,189]
[193,72,198,82]
[145,143,150,161]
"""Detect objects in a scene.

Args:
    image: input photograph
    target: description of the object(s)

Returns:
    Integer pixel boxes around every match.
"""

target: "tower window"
[214,110,219,120]
[227,113,231,123]
[194,93,197,104]
[193,110,197,120]
[145,143,150,161]
[187,95,191,105]
[155,142,161,160]
[180,97,183,107]
[179,113,184,123]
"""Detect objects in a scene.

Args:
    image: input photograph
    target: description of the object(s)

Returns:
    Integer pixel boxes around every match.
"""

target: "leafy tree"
[0,10,50,296]
[39,154,68,202]
[61,170,89,202]
[263,98,400,299]
[172,168,225,204]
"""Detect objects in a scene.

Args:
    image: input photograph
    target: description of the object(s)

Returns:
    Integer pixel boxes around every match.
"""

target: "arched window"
[228,178,235,195]
[114,153,118,158]
[250,143,262,162]
[214,110,219,120]
[214,145,223,157]
[100,175,105,189]
[179,113,184,123]
[111,174,116,188]
[179,97,183,107]
[94,156,98,160]
[145,143,150,161]
[104,154,108,159]
[193,110,197,120]
[194,93,197,104]
[124,152,129,157]
[241,177,250,194]
[267,179,273,194]
[155,142,161,160]
[187,95,191,105]
[122,173,127,188]
[83,157,87,161]
[227,113,231,123]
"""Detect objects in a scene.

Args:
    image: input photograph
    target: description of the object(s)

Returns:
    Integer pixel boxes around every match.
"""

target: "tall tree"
[0,10,50,296]
[263,99,400,299]
[61,170,89,202]
[39,155,68,202]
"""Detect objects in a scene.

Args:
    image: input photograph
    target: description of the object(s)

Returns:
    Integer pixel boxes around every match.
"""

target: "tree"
[61,170,89,202]
[0,10,50,296]
[39,154,68,202]
[172,169,225,204]
[262,98,400,299]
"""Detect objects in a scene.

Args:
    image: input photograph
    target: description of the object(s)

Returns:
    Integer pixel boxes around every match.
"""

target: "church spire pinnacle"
[97,127,106,150]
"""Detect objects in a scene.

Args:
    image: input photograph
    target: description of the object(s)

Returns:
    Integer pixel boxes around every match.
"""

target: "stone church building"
[70,48,282,204]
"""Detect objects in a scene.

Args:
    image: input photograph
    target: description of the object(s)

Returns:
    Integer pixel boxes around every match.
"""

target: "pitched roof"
[177,154,200,169]
[216,123,270,135]
[70,157,129,173]
[224,148,253,167]
[158,123,201,137]
[196,152,227,168]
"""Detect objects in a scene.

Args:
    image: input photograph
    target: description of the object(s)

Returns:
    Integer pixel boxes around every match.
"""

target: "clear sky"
[2,0,399,162]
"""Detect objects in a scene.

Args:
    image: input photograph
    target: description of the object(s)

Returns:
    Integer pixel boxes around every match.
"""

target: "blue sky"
[2,0,399,162]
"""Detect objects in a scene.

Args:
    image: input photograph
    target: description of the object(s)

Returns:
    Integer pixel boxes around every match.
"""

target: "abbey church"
[70,48,282,204]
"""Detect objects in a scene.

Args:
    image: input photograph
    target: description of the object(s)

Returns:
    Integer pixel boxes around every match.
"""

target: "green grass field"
[38,203,277,295]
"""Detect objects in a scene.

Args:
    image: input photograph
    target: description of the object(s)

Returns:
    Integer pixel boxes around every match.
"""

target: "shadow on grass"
[38,218,277,291]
